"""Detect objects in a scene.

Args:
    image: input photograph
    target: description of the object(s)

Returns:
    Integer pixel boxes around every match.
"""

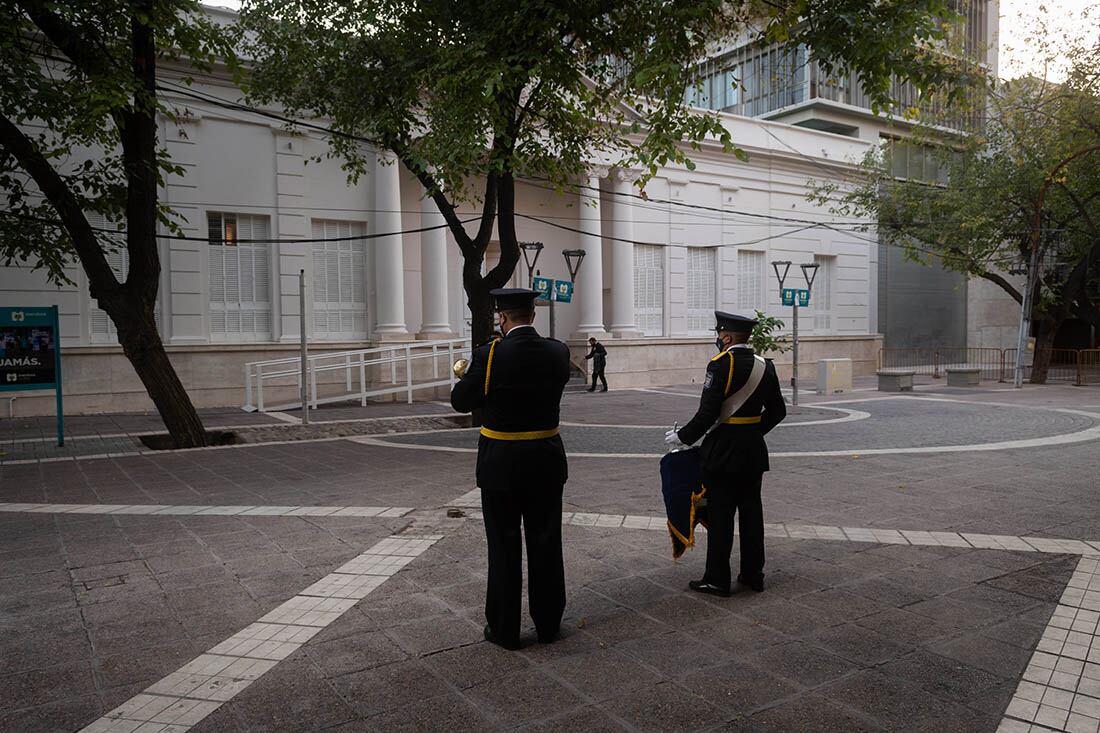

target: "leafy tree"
[238,0,976,348]
[813,12,1100,383]
[0,0,234,447]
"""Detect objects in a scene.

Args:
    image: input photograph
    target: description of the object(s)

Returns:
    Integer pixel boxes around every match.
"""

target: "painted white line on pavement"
[266,411,302,424]
[559,405,871,429]
[77,533,443,733]
[354,395,1100,459]
[0,503,413,517]
[1000,556,1100,733]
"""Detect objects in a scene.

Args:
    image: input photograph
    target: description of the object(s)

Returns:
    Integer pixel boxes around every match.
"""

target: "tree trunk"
[112,298,208,448]
[467,282,495,349]
[1029,315,1064,385]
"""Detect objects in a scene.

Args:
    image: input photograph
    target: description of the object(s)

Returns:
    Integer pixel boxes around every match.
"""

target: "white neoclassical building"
[1,36,884,415]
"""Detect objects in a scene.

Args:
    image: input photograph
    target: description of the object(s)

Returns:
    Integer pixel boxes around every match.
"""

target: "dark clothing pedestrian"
[677,344,786,592]
[585,340,607,392]
[451,321,570,648]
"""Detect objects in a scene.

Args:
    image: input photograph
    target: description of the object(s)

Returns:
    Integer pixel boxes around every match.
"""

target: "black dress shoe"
[586,388,595,392]
[688,580,730,597]
[537,627,559,644]
[736,574,765,592]
[483,624,519,650]
[600,388,608,392]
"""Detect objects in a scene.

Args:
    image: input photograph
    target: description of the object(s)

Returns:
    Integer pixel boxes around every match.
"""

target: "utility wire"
[0,210,479,244]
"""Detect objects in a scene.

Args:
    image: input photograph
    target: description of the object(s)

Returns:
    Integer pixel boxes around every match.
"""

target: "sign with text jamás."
[0,306,65,446]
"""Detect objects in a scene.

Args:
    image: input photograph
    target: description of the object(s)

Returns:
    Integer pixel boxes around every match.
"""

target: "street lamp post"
[771,260,818,407]
[519,242,544,289]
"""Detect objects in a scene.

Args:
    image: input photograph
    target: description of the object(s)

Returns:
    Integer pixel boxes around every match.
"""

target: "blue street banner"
[553,279,573,303]
[0,306,64,446]
[798,289,810,307]
[781,288,796,306]
[532,276,552,301]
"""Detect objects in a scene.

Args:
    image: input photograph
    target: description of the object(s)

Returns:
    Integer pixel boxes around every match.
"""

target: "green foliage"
[810,11,1100,336]
[0,0,236,284]
[237,0,977,202]
[751,309,789,355]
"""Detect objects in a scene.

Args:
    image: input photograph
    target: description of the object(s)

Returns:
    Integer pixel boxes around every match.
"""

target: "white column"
[372,152,408,339]
[573,172,608,338]
[417,194,453,338]
[609,169,642,337]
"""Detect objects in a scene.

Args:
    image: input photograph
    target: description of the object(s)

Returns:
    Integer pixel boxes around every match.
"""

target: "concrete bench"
[946,367,981,387]
[877,370,914,392]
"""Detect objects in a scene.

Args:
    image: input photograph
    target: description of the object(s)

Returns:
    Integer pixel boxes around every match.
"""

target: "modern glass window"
[687,247,717,334]
[208,212,272,341]
[311,219,367,339]
[634,244,665,336]
[737,249,765,313]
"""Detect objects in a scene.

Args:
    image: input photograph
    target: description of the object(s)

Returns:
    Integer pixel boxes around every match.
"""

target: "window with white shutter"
[311,219,367,339]
[86,213,162,344]
[686,247,716,334]
[633,244,664,336]
[208,212,272,341]
[812,254,834,332]
[737,250,765,313]
[87,212,128,344]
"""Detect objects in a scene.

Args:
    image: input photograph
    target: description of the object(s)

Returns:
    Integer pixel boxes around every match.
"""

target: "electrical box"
[816,358,852,394]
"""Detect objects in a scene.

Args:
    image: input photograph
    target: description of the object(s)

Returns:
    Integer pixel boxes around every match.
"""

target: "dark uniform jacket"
[585,342,607,370]
[450,326,571,491]
[677,347,786,480]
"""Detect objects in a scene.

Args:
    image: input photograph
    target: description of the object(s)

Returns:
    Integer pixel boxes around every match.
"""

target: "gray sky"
[999,0,1097,80]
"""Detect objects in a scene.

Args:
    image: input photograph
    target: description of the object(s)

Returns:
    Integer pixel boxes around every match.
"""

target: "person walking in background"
[585,337,608,392]
[450,288,571,649]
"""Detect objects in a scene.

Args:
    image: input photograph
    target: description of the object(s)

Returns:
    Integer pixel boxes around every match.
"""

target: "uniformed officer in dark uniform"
[666,311,786,596]
[450,288,571,649]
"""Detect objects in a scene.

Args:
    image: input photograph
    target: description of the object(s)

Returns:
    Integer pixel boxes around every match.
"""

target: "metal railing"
[242,338,472,412]
[877,347,1005,381]
[879,347,1100,386]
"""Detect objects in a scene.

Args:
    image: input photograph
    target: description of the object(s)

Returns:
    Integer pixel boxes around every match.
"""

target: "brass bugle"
[453,358,470,378]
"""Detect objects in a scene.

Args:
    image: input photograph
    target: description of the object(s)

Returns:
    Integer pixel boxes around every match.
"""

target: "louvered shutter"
[633,244,664,336]
[311,219,367,339]
[209,213,271,341]
[737,250,764,312]
[686,247,716,334]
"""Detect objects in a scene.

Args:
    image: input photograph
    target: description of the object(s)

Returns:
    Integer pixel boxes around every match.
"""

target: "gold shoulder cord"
[724,351,735,396]
[483,340,498,397]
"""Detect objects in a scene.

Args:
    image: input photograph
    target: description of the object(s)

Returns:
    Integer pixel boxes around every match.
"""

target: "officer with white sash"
[665,311,787,596]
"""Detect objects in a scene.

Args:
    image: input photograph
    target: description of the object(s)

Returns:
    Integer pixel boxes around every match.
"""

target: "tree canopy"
[0,0,235,446]
[813,12,1100,381]
[238,0,979,344]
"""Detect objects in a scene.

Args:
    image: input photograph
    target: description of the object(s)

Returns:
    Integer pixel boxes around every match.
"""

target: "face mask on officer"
[714,331,726,353]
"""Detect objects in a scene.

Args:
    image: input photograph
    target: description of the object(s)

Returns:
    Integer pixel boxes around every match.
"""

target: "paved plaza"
[4,380,1100,731]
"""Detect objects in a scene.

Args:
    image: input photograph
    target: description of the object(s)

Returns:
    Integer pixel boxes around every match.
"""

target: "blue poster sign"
[781,288,796,306]
[798,289,810,307]
[533,276,552,301]
[553,279,573,303]
[0,306,64,445]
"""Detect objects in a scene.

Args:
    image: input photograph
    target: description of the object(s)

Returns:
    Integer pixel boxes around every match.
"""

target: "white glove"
[664,428,684,447]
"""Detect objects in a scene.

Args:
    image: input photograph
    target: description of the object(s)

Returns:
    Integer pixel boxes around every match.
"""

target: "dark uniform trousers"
[481,475,566,643]
[451,326,571,647]
[677,346,786,592]
[702,472,764,589]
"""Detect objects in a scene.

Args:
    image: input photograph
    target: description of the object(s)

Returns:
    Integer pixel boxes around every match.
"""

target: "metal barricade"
[877,347,1004,380]
[241,338,472,412]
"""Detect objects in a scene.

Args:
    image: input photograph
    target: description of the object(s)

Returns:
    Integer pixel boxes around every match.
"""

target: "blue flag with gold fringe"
[660,447,707,559]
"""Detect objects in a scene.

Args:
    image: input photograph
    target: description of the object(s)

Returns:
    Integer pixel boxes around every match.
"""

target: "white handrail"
[242,338,472,412]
